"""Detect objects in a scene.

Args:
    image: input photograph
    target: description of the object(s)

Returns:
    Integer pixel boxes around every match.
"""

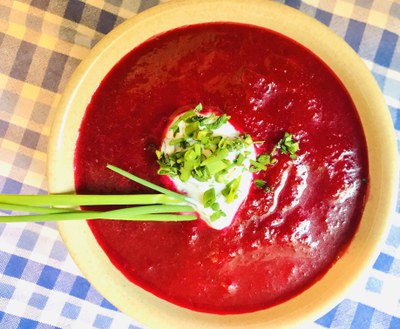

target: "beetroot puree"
[74,23,368,314]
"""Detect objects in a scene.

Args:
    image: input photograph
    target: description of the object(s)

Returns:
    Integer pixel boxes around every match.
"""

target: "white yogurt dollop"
[161,111,256,230]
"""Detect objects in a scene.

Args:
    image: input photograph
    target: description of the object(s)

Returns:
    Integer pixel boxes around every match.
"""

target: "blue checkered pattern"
[0,223,139,328]
[0,0,399,328]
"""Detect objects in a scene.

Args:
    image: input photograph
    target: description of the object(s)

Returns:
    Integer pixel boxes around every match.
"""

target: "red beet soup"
[74,23,368,314]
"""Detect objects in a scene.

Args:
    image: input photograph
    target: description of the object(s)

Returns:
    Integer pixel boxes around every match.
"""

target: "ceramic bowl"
[47,0,398,328]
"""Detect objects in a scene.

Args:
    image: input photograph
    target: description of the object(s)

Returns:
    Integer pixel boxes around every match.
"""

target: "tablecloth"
[0,0,399,328]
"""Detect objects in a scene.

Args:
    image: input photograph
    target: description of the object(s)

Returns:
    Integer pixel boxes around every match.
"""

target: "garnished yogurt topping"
[156,104,300,230]
[157,105,256,229]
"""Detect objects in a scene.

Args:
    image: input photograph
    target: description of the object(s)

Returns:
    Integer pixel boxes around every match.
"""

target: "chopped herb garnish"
[203,113,231,130]
[221,176,242,203]
[254,179,272,192]
[158,103,301,223]
[157,104,257,220]
[235,153,245,166]
[194,103,203,112]
[210,209,226,221]
[278,132,299,159]
[155,150,162,159]
[203,188,216,208]
[257,154,271,165]
[249,132,299,173]
[201,148,229,166]
[211,202,220,211]
[254,179,267,188]
[249,159,267,172]
[192,166,211,182]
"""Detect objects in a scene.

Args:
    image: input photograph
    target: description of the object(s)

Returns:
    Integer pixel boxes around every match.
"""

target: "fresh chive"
[196,130,208,140]
[278,132,299,158]
[249,159,267,172]
[204,160,229,176]
[169,121,180,136]
[210,209,226,221]
[0,203,79,214]
[192,166,210,182]
[169,137,186,146]
[201,148,229,166]
[180,110,198,123]
[0,193,180,207]
[254,179,266,187]
[242,134,253,145]
[203,188,216,208]
[0,212,196,223]
[0,204,195,223]
[257,154,271,165]
[180,165,193,182]
[185,122,200,136]
[221,176,242,203]
[0,163,199,223]
[235,153,245,166]
[107,164,188,203]
[202,114,230,130]
[215,173,227,183]
[194,103,203,112]
[155,150,162,159]
[97,204,194,216]
[211,202,220,211]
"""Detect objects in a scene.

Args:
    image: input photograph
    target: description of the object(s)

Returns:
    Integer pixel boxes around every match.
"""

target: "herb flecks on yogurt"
[156,104,299,229]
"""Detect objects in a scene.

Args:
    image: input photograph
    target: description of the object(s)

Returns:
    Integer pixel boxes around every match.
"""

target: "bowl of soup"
[47,0,398,328]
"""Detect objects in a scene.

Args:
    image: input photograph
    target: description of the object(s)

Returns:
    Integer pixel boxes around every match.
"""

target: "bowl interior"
[47,0,398,328]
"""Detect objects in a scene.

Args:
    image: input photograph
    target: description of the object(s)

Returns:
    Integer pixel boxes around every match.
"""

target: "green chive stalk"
[0,204,196,223]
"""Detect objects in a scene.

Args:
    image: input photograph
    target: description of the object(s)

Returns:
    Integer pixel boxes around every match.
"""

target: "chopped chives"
[203,188,216,208]
[194,103,203,112]
[157,103,302,226]
[257,154,271,165]
[254,179,267,188]
[222,176,242,203]
[249,159,267,172]
[278,132,299,158]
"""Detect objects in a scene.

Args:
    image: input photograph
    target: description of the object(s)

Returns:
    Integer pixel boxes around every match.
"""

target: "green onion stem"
[0,193,180,207]
[0,203,79,214]
[0,204,196,223]
[0,165,197,223]
[107,164,189,203]
[0,213,196,223]
[98,204,195,217]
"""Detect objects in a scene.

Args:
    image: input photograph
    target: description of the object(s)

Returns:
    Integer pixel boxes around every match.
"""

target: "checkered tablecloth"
[0,0,399,328]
